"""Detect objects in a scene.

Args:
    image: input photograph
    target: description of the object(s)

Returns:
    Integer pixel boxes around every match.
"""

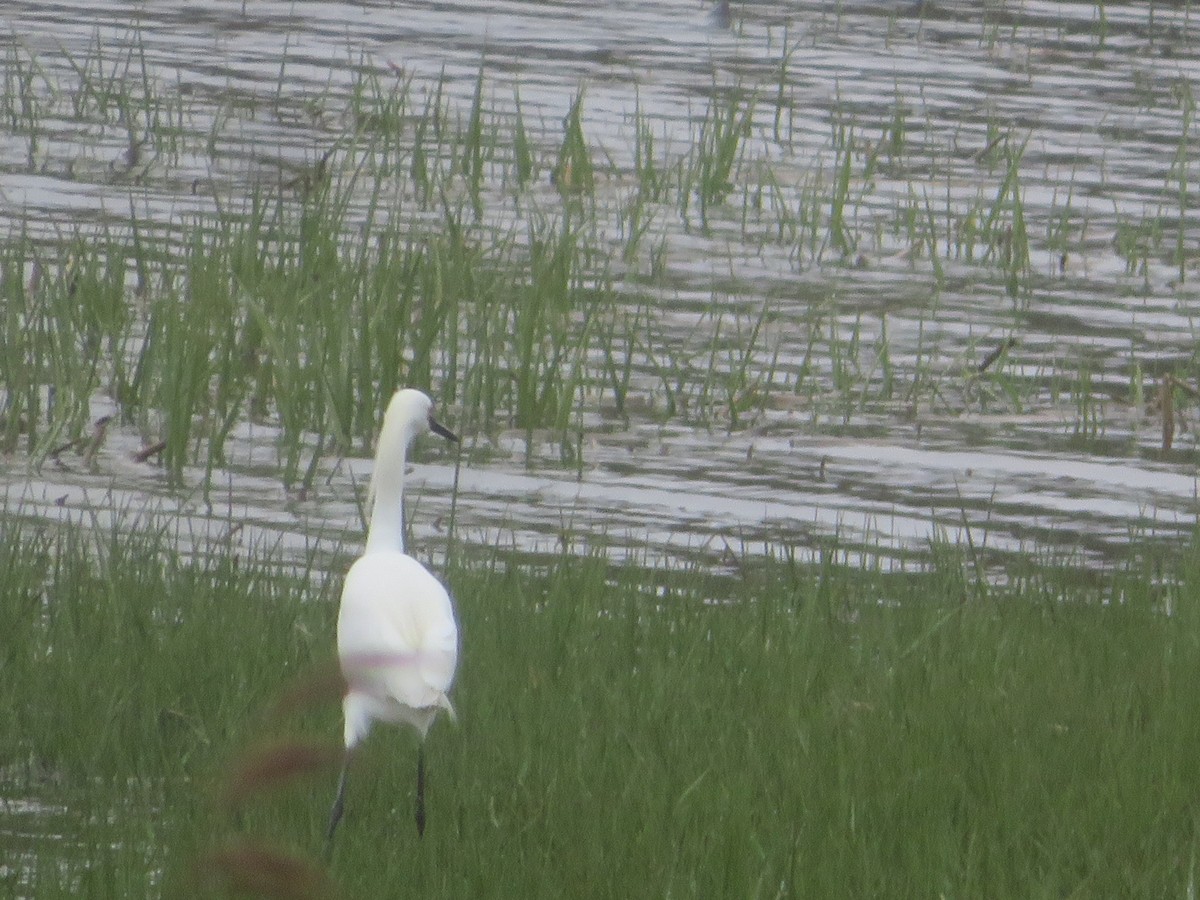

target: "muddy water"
[3,0,1200,577]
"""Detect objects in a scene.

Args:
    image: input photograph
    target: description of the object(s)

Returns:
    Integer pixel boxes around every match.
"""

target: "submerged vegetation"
[3,15,1200,496]
[4,511,1200,897]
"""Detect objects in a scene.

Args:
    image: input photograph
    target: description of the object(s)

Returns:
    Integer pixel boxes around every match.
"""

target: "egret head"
[383,388,459,447]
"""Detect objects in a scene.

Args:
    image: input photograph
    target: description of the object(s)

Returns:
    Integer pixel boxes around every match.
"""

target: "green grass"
[4,509,1200,897]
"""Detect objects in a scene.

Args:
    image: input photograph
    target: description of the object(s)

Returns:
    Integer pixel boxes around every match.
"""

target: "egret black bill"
[429,415,459,443]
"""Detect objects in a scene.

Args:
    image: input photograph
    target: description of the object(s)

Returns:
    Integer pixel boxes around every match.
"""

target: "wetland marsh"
[2,0,1200,568]
[4,0,1200,895]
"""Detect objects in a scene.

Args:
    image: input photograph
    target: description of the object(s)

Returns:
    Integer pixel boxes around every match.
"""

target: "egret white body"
[326,388,459,851]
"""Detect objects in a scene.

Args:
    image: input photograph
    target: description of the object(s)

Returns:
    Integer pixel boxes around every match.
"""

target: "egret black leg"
[325,759,349,860]
[415,745,426,837]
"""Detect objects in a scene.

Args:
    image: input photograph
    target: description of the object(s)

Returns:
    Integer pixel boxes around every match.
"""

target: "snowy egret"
[325,388,459,852]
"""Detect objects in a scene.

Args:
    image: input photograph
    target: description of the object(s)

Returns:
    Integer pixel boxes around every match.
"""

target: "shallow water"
[3,0,1200,581]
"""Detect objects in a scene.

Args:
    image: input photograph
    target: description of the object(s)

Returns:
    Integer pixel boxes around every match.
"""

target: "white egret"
[325,388,459,852]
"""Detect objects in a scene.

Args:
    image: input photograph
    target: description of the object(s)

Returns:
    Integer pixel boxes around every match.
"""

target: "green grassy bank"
[3,512,1200,897]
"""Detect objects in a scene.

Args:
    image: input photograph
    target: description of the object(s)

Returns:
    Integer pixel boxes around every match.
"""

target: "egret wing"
[337,551,458,715]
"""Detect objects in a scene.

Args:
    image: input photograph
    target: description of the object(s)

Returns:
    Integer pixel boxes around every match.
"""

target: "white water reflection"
[2,0,1200,572]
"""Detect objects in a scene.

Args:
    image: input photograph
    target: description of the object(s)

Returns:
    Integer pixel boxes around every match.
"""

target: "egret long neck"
[365,424,411,555]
